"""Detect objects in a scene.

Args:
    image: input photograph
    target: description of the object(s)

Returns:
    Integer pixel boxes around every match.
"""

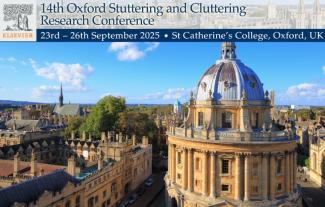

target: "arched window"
[198,112,204,126]
[222,112,232,128]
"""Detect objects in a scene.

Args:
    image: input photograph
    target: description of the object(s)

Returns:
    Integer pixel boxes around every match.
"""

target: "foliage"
[64,116,84,138]
[117,112,157,136]
[127,105,173,116]
[79,96,126,138]
[295,109,316,121]
[297,153,309,168]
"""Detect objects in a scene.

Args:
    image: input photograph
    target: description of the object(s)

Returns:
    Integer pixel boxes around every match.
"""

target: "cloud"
[30,60,93,90]
[32,85,60,98]
[108,42,159,61]
[32,85,89,98]
[323,66,325,75]
[138,88,191,101]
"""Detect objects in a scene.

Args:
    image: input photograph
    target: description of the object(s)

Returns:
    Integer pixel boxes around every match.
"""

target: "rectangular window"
[103,190,106,198]
[222,112,232,128]
[252,161,258,176]
[221,184,230,192]
[198,112,204,126]
[177,173,181,180]
[221,159,229,174]
[195,158,201,171]
[277,183,282,191]
[177,152,182,164]
[88,197,94,207]
[277,159,282,174]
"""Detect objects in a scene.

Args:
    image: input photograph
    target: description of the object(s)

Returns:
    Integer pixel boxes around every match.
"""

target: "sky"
[0,42,324,105]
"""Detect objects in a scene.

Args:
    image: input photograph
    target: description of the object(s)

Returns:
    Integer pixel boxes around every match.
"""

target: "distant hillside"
[0,100,41,106]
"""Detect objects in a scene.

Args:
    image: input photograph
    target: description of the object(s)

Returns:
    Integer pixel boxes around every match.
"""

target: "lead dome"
[195,42,265,101]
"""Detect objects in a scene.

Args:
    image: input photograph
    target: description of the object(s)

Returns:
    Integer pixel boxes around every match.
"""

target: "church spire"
[59,83,63,107]
[221,42,236,60]
[299,0,305,14]
[314,0,320,14]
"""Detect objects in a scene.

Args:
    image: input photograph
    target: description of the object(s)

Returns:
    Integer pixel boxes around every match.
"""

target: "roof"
[5,119,41,131]
[0,170,80,207]
[0,159,65,177]
[53,104,80,116]
[195,43,265,102]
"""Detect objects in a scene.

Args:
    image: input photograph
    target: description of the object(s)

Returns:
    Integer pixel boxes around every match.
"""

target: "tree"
[79,96,126,138]
[64,116,84,138]
[117,112,158,138]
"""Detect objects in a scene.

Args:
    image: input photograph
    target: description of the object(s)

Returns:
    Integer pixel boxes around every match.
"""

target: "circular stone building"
[165,43,301,207]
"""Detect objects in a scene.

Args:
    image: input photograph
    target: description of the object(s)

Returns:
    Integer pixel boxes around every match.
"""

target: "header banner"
[0,0,325,42]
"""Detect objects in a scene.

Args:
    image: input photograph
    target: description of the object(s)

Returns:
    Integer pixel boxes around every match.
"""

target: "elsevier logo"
[0,0,36,41]
[3,4,33,31]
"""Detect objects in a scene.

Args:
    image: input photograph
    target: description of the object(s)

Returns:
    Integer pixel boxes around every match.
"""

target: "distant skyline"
[0,42,324,105]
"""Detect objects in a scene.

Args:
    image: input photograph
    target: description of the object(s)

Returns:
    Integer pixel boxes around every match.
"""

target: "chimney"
[116,133,119,142]
[98,151,104,171]
[13,152,20,177]
[132,134,137,146]
[107,131,111,142]
[119,133,123,143]
[67,155,76,176]
[82,131,86,141]
[71,131,75,140]
[88,132,92,141]
[30,149,37,177]
[142,136,149,146]
[101,132,107,142]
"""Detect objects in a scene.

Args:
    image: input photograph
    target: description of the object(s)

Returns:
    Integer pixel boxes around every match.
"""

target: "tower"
[296,0,306,28]
[311,0,321,28]
[59,83,64,107]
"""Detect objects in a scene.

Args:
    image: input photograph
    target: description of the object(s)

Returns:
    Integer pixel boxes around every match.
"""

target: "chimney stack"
[67,155,76,176]
[71,131,75,140]
[30,149,37,177]
[101,132,107,142]
[132,134,137,146]
[13,152,20,177]
[82,131,86,141]
[98,151,104,171]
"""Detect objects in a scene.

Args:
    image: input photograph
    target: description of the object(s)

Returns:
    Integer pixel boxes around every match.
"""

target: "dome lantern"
[221,42,236,60]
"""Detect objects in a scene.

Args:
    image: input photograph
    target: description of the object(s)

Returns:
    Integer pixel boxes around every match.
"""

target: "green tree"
[64,116,84,138]
[117,111,158,139]
[80,96,126,138]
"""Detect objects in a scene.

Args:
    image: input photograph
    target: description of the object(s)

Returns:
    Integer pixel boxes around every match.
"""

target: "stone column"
[235,153,243,200]
[216,154,221,196]
[188,148,194,192]
[261,153,269,200]
[168,144,171,178]
[290,152,294,192]
[269,154,276,200]
[244,154,251,201]
[182,148,188,190]
[203,151,208,196]
[171,144,176,182]
[285,152,290,195]
[210,152,216,197]
[293,151,297,191]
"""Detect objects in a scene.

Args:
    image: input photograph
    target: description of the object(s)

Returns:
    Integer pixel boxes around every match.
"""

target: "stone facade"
[309,128,325,189]
[165,43,301,207]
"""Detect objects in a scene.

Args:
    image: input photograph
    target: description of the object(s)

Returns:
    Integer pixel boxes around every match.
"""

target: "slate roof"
[5,120,41,131]
[0,170,80,207]
[53,104,81,116]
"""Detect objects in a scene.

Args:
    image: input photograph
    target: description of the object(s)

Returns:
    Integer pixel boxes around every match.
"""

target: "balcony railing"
[169,127,293,142]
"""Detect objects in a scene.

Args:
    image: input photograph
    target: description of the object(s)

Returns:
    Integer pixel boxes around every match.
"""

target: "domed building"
[165,43,301,207]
